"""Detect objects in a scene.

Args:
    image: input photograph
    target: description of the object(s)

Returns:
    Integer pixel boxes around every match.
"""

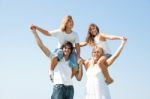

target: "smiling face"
[90,26,98,36]
[61,41,73,59]
[92,46,104,61]
[63,45,72,57]
[89,24,99,37]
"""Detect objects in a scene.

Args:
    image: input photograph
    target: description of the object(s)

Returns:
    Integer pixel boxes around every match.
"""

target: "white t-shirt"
[53,58,73,85]
[49,29,79,48]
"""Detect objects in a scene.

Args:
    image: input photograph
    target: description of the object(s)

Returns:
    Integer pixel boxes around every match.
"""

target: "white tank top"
[94,36,111,54]
[86,61,106,85]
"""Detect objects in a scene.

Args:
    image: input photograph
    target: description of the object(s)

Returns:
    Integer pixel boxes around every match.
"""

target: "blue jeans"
[51,49,78,70]
[51,84,74,99]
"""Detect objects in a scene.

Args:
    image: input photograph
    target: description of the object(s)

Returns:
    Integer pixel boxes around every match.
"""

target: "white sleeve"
[74,32,79,43]
[49,29,60,37]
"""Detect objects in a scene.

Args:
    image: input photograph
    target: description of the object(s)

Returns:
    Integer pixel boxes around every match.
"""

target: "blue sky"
[0,0,150,99]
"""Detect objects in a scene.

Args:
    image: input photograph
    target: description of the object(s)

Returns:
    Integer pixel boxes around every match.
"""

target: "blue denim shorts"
[50,48,63,60]
[104,53,112,59]
[51,48,79,70]
[51,84,74,99]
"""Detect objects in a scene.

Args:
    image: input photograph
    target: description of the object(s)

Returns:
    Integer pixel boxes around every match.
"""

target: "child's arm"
[100,33,125,40]
[106,37,127,66]
[31,24,51,36]
[75,43,80,58]
[31,29,51,58]
[79,41,88,47]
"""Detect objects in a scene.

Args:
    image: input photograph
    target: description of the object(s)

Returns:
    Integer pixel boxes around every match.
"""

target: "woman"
[82,37,127,99]
[31,29,83,99]
[80,23,126,84]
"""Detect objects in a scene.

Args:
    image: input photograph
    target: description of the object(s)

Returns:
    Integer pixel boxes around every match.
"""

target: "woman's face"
[92,48,103,61]
[90,26,98,36]
[62,45,72,57]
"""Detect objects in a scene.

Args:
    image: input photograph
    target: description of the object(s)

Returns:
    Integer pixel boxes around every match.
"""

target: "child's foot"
[105,78,114,85]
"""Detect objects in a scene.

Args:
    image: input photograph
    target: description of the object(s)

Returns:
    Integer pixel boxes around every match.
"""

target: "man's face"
[63,45,72,57]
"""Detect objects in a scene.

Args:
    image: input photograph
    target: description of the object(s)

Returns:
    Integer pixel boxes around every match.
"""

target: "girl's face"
[63,45,72,57]
[66,19,74,29]
[90,26,98,36]
[92,48,103,61]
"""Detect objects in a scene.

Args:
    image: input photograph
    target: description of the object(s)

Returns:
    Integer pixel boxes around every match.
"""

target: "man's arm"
[31,29,51,58]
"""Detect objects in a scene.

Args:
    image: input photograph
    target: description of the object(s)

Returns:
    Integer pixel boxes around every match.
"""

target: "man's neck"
[64,55,69,61]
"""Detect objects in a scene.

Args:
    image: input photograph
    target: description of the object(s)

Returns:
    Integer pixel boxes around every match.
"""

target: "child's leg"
[50,56,58,70]
[99,57,113,84]
[69,51,79,71]
[50,49,63,70]
[49,49,63,82]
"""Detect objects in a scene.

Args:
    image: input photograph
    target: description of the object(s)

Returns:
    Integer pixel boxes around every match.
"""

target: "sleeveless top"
[85,61,111,99]
[94,36,111,54]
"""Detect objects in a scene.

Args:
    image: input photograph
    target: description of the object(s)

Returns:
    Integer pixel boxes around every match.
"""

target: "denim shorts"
[51,48,79,70]
[51,84,74,99]
[104,53,112,59]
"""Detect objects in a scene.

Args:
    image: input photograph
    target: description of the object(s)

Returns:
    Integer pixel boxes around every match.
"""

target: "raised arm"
[31,24,51,36]
[106,37,127,66]
[31,29,51,58]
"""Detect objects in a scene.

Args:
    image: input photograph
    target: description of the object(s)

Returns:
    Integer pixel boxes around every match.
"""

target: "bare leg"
[50,56,58,70]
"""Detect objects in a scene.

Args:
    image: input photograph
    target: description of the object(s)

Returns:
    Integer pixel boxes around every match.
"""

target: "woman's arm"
[31,29,51,58]
[31,24,51,36]
[106,37,127,66]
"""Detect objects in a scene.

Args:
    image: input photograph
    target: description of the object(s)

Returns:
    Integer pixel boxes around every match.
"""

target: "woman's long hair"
[60,15,74,32]
[86,23,99,44]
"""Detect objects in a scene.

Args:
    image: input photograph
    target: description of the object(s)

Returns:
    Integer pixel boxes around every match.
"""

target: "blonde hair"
[60,15,73,32]
[92,46,104,56]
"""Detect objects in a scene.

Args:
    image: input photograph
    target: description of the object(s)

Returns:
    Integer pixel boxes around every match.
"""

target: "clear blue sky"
[0,0,150,99]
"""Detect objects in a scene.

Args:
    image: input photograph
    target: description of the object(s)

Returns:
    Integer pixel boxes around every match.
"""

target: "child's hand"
[121,37,127,45]
[30,24,36,30]
[78,58,83,66]
[99,56,107,64]
[123,37,128,41]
